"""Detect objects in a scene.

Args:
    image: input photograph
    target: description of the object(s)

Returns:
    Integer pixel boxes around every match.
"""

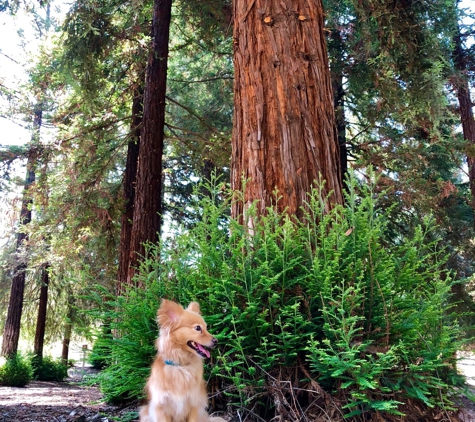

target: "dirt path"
[2,362,475,422]
[0,367,139,422]
[457,352,475,421]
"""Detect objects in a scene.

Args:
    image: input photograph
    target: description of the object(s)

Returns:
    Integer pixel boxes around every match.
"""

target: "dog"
[139,299,226,422]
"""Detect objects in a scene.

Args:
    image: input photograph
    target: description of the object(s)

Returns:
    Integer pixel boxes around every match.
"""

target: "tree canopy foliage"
[0,0,475,419]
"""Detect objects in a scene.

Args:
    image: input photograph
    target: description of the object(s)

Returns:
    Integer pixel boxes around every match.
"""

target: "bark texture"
[1,108,41,357]
[127,0,172,284]
[117,87,143,295]
[329,28,347,186]
[1,154,35,357]
[453,29,475,227]
[231,0,343,221]
[33,263,50,359]
[61,291,75,365]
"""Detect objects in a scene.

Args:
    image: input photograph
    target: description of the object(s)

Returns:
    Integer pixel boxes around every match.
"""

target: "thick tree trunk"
[33,263,50,360]
[231,0,343,222]
[1,108,41,357]
[117,87,143,295]
[127,0,172,284]
[453,29,475,227]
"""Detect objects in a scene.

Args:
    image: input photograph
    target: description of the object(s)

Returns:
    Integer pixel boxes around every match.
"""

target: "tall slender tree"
[1,1,53,359]
[60,288,75,365]
[33,263,50,368]
[127,0,172,284]
[452,20,475,227]
[329,26,347,185]
[1,107,41,357]
[117,85,143,294]
[231,0,343,222]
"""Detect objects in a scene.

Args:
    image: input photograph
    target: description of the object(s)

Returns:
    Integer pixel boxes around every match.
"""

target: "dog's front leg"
[139,405,151,422]
[149,407,172,422]
[187,407,200,422]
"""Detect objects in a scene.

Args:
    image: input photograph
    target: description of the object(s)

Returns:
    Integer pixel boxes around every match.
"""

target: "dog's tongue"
[197,343,211,358]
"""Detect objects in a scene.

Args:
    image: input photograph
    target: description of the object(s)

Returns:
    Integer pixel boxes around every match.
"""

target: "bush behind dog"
[0,353,32,387]
[90,172,465,418]
[31,355,68,382]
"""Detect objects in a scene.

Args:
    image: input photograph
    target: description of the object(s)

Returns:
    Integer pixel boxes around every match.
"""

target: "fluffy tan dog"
[139,299,225,422]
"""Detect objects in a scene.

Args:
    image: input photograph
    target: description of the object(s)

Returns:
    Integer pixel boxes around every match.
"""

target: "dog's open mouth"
[187,341,211,358]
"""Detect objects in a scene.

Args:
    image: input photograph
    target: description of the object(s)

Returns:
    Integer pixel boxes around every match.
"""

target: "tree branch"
[169,75,233,85]
[165,95,220,134]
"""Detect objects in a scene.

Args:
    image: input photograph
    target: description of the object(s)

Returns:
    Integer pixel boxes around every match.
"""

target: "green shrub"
[90,173,465,419]
[0,354,32,387]
[87,283,163,403]
[31,355,68,382]
[89,326,113,369]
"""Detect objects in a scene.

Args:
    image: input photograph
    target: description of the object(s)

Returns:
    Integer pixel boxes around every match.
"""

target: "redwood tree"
[329,27,347,186]
[231,0,343,221]
[453,23,475,227]
[127,0,172,284]
[33,263,50,366]
[117,86,143,294]
[61,289,75,365]
[1,142,39,357]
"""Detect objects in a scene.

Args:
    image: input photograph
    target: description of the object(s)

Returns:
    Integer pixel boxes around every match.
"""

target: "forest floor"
[0,366,140,422]
[457,352,475,421]
[2,359,475,422]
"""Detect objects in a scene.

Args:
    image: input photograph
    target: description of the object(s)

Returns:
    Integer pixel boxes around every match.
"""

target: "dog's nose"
[212,337,218,347]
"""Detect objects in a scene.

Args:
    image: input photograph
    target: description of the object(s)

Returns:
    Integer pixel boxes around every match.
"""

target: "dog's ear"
[186,301,201,314]
[157,299,184,327]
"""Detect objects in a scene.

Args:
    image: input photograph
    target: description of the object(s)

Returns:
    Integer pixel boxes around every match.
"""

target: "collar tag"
[164,359,179,366]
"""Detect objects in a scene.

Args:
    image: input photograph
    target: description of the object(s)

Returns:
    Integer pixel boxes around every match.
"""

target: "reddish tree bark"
[61,290,75,365]
[453,28,475,227]
[231,0,343,222]
[1,108,41,357]
[1,154,35,358]
[127,0,172,284]
[33,263,50,360]
[329,28,347,186]
[117,87,143,295]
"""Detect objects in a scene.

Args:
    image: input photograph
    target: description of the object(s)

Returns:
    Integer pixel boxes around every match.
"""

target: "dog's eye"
[194,325,202,332]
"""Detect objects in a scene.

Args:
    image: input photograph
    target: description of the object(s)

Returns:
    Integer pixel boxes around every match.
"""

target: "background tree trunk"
[453,27,475,227]
[61,290,75,365]
[33,263,50,360]
[1,108,42,357]
[127,0,172,284]
[117,86,143,295]
[329,28,347,187]
[231,0,343,222]
[1,154,35,358]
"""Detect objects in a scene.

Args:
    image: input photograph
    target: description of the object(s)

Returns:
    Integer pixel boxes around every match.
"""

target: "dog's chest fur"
[147,359,208,420]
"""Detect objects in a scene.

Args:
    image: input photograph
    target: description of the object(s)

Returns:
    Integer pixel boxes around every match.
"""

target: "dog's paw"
[139,405,151,422]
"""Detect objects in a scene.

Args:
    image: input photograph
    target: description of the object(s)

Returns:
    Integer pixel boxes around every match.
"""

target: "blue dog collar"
[164,359,180,366]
